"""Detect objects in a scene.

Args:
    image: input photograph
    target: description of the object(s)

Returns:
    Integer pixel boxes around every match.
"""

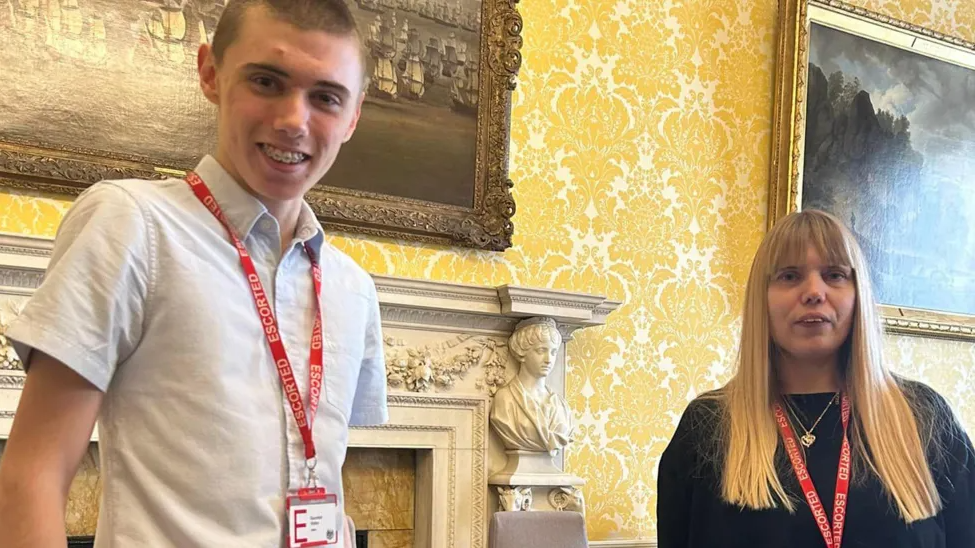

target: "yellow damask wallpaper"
[1,0,974,541]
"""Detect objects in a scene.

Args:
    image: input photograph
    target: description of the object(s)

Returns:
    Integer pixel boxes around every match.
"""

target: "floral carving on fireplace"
[384,334,509,394]
[0,301,25,372]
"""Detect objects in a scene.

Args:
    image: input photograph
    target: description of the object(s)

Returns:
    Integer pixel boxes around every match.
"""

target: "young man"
[0,1,387,546]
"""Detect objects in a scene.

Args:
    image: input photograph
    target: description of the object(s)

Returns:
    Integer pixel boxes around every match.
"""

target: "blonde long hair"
[716,209,940,522]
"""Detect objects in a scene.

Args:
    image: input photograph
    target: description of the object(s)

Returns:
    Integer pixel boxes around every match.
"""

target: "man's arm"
[0,352,103,548]
[349,283,388,427]
[0,182,151,546]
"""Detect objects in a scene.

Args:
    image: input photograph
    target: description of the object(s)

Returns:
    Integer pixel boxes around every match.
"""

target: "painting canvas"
[803,22,975,317]
[0,1,219,171]
[769,0,975,340]
[0,0,520,250]
[334,0,481,208]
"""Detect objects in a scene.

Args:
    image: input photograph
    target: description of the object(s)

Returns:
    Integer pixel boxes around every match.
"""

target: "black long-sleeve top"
[657,382,975,547]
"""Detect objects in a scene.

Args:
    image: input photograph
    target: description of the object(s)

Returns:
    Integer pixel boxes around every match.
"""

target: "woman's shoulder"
[490,381,517,409]
[896,377,972,467]
[669,389,727,447]
[897,377,957,422]
[661,389,727,478]
[681,389,727,424]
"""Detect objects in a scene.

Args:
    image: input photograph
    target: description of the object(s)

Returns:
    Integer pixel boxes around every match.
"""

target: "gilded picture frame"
[770,0,975,341]
[0,0,521,251]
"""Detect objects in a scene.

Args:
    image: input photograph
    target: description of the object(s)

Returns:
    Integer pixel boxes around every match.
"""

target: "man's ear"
[198,43,220,105]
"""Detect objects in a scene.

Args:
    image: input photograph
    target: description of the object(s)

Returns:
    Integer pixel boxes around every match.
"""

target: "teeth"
[261,144,307,164]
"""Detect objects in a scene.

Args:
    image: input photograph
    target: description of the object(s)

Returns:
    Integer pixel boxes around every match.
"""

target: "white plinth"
[488,450,584,486]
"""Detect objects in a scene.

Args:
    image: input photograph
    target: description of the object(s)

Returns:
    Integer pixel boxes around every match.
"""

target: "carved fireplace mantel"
[0,233,621,548]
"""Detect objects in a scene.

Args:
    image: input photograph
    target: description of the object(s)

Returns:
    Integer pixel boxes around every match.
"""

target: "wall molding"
[589,540,656,548]
[0,233,622,338]
[0,375,25,389]
[0,234,53,256]
[374,272,621,337]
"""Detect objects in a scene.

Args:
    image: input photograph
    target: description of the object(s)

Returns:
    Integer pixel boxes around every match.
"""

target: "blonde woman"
[657,210,975,547]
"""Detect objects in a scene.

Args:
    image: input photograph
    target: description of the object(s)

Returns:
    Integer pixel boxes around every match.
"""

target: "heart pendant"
[800,433,816,447]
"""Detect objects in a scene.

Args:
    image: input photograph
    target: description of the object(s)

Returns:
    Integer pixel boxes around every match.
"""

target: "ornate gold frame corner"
[0,0,522,252]
[305,0,522,251]
[768,0,975,342]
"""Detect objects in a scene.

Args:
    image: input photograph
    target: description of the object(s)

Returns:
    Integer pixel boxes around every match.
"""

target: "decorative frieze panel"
[384,334,509,395]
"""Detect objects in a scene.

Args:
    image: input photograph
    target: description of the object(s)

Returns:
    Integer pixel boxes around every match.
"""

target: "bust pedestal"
[489,450,585,513]
[489,450,583,486]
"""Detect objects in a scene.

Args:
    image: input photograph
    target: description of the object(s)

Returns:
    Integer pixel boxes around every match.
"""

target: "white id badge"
[287,489,340,547]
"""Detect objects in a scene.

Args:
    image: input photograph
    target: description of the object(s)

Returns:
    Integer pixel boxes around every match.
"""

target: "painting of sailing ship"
[341,0,481,207]
[0,0,484,210]
[0,0,223,169]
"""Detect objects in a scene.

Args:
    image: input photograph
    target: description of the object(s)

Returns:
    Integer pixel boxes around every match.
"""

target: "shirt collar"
[191,155,325,255]
[295,201,326,257]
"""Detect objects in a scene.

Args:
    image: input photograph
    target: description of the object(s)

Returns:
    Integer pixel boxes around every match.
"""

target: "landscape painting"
[0,0,519,250]
[801,21,975,317]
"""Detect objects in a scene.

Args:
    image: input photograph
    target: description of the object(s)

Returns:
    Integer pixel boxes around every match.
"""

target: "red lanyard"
[773,393,851,548]
[185,172,325,481]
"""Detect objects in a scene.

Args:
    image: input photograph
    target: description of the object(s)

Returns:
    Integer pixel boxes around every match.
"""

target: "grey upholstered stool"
[489,511,589,548]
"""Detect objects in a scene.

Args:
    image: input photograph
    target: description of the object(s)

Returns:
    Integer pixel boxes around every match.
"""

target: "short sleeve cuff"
[6,319,112,392]
[350,405,388,427]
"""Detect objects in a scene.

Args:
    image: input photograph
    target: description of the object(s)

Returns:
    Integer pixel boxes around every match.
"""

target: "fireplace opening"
[343,447,417,548]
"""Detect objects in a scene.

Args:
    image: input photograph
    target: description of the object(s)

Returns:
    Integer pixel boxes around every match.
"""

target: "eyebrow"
[243,63,352,99]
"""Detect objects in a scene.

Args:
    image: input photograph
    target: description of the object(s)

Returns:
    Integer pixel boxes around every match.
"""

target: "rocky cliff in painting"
[802,63,924,245]
[801,62,975,313]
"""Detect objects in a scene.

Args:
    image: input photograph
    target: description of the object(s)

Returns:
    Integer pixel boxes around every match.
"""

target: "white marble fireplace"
[0,234,620,548]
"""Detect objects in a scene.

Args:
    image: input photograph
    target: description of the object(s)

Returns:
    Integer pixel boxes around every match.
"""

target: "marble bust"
[490,317,574,454]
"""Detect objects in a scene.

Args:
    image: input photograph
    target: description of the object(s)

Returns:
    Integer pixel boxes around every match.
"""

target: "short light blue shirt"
[7,155,388,547]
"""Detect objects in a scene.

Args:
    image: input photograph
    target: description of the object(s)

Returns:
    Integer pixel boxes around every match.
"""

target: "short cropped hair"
[211,0,363,65]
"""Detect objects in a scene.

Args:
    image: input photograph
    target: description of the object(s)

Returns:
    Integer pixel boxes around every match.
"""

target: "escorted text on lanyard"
[773,394,852,548]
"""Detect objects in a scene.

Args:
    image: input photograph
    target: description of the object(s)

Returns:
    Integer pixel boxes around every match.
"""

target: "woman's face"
[521,342,558,379]
[767,246,856,365]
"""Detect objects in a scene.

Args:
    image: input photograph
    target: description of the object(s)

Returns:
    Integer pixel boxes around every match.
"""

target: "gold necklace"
[784,393,839,448]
